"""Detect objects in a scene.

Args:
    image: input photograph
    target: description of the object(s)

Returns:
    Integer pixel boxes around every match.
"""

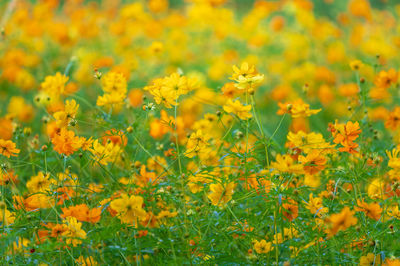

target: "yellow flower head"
[253,239,273,254]
[207,181,236,207]
[63,216,87,247]
[110,194,147,225]
[101,71,127,95]
[223,99,252,120]
[40,72,69,99]
[230,62,264,91]
[26,172,54,193]
[349,59,364,71]
[53,99,79,128]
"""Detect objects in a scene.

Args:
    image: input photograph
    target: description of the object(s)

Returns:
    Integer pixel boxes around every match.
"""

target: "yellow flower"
[360,253,381,266]
[286,131,334,154]
[207,182,236,207]
[62,216,87,247]
[96,71,128,113]
[367,178,385,199]
[230,62,256,81]
[235,74,264,90]
[387,205,400,219]
[253,239,273,254]
[7,96,34,122]
[386,149,400,181]
[76,256,98,266]
[188,171,214,193]
[143,73,196,109]
[230,62,264,91]
[53,99,79,128]
[349,59,364,71]
[89,139,121,165]
[163,73,190,98]
[305,193,328,217]
[0,201,15,225]
[270,154,304,175]
[185,130,211,158]
[110,194,147,225]
[223,99,252,120]
[101,71,127,95]
[277,99,321,118]
[11,238,30,254]
[96,93,126,113]
[26,172,55,193]
[144,78,178,108]
[40,72,69,99]
[149,41,164,54]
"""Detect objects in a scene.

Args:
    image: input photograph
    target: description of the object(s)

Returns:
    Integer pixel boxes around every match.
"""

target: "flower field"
[1,0,400,264]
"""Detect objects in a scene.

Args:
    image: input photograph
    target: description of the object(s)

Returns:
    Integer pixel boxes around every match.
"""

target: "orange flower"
[385,107,400,131]
[329,120,361,154]
[61,204,102,224]
[46,121,61,138]
[56,187,76,205]
[325,207,358,236]
[282,198,299,221]
[221,82,241,98]
[128,89,143,107]
[51,128,82,156]
[13,194,55,211]
[0,170,18,185]
[0,118,13,140]
[0,139,20,158]
[355,199,382,221]
[374,69,398,89]
[299,151,327,175]
[102,129,127,146]
[149,110,171,139]
[348,0,372,21]
[384,258,400,266]
[51,224,68,238]
[134,230,148,238]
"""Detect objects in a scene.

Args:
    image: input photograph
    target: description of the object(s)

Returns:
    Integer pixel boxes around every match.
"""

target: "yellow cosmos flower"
[253,239,273,254]
[223,99,252,120]
[40,72,69,99]
[208,181,236,207]
[110,194,147,225]
[53,99,79,128]
[63,216,87,247]
[101,71,127,95]
[26,172,55,193]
